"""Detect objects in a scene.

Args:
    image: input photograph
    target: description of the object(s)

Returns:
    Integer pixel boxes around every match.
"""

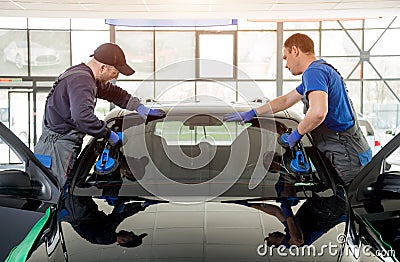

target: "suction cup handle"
[290,150,311,174]
[280,133,290,146]
[117,132,123,142]
[95,148,116,173]
[296,151,305,166]
[100,148,110,167]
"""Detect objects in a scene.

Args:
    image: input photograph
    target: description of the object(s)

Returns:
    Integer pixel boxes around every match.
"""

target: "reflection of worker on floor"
[238,194,346,247]
[59,189,154,247]
[261,130,340,246]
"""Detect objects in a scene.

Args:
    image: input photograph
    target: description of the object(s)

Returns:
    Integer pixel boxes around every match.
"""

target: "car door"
[347,132,400,261]
[0,121,60,261]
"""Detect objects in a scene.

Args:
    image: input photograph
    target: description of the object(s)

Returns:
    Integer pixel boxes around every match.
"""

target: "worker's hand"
[287,129,303,148]
[137,105,165,119]
[108,130,121,147]
[223,109,257,124]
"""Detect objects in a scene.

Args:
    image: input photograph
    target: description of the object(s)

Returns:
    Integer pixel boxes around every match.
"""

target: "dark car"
[1,100,399,261]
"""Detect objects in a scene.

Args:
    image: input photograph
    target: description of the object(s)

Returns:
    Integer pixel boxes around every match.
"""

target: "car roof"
[104,100,303,123]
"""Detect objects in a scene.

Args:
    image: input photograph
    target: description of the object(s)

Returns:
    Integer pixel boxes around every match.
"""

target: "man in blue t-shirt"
[224,33,371,186]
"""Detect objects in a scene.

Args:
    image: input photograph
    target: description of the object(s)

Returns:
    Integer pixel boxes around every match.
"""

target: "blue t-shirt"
[295,59,354,132]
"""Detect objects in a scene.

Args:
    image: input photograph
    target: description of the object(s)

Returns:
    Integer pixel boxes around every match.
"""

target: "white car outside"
[3,41,60,69]
[357,117,382,156]
[386,125,400,168]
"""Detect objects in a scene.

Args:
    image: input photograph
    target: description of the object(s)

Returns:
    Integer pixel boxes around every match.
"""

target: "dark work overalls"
[34,69,89,186]
[303,63,371,186]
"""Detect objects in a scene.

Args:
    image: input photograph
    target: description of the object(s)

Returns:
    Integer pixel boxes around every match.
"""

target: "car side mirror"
[374,171,400,198]
[0,169,41,197]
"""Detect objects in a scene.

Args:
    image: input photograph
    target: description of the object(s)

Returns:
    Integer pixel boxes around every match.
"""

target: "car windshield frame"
[71,111,338,201]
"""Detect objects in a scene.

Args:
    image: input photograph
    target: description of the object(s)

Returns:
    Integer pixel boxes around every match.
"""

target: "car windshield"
[72,111,334,201]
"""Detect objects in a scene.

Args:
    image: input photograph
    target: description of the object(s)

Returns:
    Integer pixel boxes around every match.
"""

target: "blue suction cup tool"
[290,151,310,174]
[279,133,290,148]
[95,148,116,174]
[117,132,123,142]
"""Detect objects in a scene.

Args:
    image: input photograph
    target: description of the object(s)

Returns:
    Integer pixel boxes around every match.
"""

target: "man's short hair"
[284,33,315,54]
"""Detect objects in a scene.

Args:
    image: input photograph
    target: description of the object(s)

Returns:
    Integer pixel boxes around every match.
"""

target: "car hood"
[0,205,48,261]
[59,198,347,261]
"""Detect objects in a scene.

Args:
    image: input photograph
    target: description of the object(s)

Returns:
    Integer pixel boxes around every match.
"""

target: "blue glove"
[287,197,299,207]
[223,109,257,124]
[280,199,294,218]
[108,130,120,146]
[137,105,165,119]
[287,129,303,148]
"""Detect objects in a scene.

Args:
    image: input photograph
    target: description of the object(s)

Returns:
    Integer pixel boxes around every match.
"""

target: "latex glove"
[137,105,165,119]
[287,129,303,148]
[223,109,257,124]
[108,130,120,147]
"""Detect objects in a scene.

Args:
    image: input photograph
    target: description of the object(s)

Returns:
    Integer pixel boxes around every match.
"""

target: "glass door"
[8,91,33,149]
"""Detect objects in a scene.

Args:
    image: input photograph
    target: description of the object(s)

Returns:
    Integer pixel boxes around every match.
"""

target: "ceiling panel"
[0,0,399,19]
[270,3,339,11]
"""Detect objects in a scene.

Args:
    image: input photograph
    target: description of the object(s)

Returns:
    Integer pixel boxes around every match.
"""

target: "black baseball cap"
[90,43,135,76]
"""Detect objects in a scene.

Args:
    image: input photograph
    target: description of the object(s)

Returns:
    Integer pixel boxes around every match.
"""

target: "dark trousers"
[310,124,372,185]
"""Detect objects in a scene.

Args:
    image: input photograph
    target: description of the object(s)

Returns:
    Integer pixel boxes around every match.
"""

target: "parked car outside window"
[357,115,382,156]
[385,125,400,170]
[3,41,60,69]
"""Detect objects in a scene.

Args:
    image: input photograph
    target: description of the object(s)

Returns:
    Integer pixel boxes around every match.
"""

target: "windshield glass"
[73,112,331,201]
[154,120,249,146]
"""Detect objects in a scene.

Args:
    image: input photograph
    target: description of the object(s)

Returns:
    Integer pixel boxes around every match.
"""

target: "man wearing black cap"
[34,43,165,186]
